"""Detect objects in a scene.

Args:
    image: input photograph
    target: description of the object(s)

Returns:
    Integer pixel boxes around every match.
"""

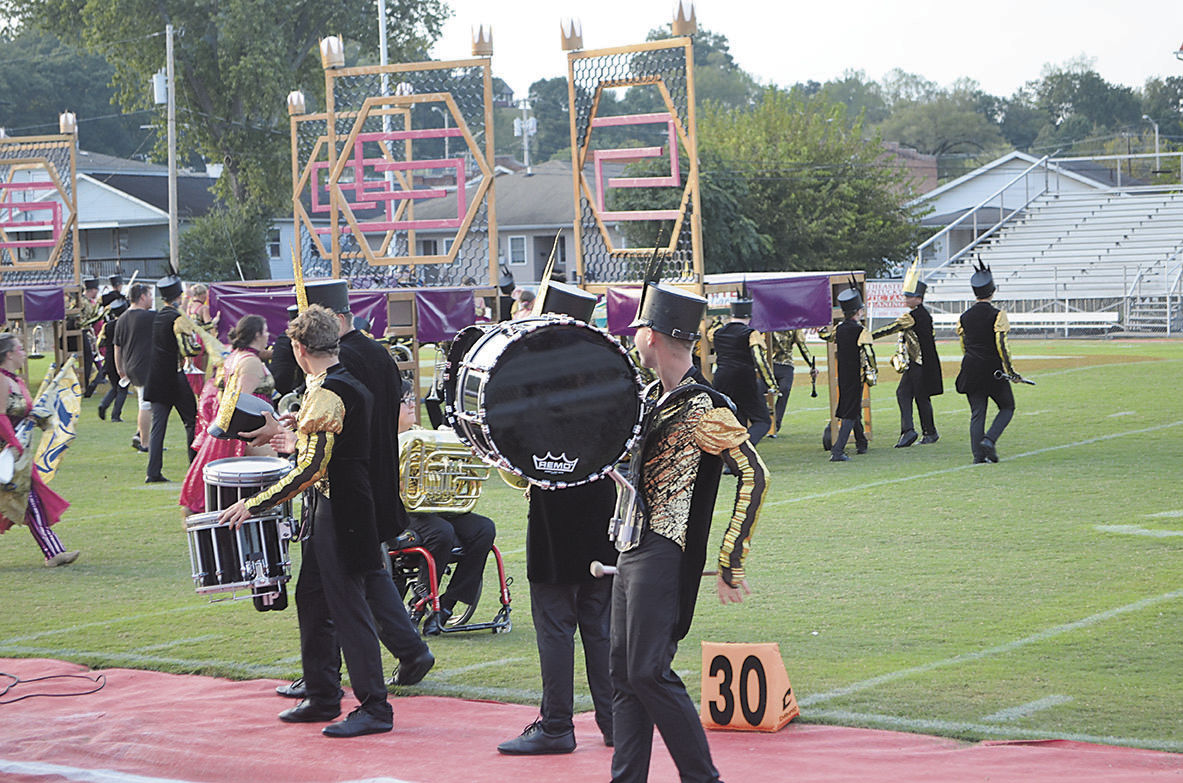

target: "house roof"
[83,172,220,219]
[908,151,1112,208]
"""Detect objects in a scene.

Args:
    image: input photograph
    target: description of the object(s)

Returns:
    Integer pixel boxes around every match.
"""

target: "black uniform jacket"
[270,333,303,396]
[834,318,864,420]
[911,304,944,397]
[143,306,192,404]
[955,301,1004,394]
[527,480,618,585]
[338,329,407,542]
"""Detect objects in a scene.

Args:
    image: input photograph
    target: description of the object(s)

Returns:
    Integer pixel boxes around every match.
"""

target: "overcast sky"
[430,0,1183,102]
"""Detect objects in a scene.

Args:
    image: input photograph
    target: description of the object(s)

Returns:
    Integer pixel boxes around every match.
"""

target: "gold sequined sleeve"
[794,331,814,366]
[871,312,914,340]
[956,321,966,354]
[994,310,1017,376]
[243,387,344,515]
[748,331,777,389]
[694,407,766,585]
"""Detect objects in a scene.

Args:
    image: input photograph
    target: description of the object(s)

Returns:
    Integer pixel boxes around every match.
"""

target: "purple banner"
[750,276,833,332]
[605,287,642,336]
[415,289,477,343]
[24,287,66,323]
[212,290,388,345]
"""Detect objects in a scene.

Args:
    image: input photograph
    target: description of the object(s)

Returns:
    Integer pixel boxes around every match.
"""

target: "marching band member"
[871,263,943,447]
[610,280,768,783]
[96,297,130,422]
[220,305,395,737]
[764,328,816,438]
[263,281,433,705]
[955,261,1023,463]
[821,281,872,461]
[143,275,200,483]
[707,286,777,445]
[0,334,77,567]
[76,278,103,396]
[498,282,616,756]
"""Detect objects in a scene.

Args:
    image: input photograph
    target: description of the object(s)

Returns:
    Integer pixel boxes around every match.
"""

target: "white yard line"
[798,588,1183,708]
[0,760,203,783]
[0,606,205,645]
[981,694,1074,722]
[803,708,1183,752]
[1095,525,1183,538]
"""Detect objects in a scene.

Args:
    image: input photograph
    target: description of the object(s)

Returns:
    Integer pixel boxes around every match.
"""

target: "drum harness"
[609,380,737,553]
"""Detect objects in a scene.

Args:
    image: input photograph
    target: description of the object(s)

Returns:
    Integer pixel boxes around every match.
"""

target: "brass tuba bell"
[398,426,491,515]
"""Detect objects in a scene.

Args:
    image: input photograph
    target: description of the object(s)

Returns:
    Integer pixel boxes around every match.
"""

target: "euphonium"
[398,426,491,515]
[890,335,910,374]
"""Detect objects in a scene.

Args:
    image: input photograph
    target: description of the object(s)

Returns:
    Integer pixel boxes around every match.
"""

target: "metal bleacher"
[918,157,1183,334]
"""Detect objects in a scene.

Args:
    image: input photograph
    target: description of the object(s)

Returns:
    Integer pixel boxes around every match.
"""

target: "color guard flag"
[33,364,81,483]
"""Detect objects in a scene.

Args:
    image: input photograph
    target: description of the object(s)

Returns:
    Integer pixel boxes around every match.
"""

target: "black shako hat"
[286,304,300,321]
[536,280,597,322]
[108,274,123,288]
[904,278,928,298]
[498,265,515,295]
[970,259,995,298]
[630,283,707,340]
[157,275,184,303]
[83,277,100,291]
[838,276,863,316]
[208,393,276,441]
[107,297,130,317]
[303,280,351,314]
[730,279,753,318]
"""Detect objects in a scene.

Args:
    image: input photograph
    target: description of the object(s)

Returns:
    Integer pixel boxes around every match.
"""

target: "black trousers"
[531,579,614,738]
[967,381,1015,461]
[714,363,770,446]
[831,417,867,457]
[408,511,495,609]
[295,494,392,720]
[896,365,936,436]
[147,376,196,479]
[610,533,720,783]
[98,374,128,420]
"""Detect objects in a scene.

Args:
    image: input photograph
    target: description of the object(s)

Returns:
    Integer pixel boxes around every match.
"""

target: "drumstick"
[589,560,718,578]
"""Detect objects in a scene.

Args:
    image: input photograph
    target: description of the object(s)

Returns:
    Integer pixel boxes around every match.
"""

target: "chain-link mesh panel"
[291,63,494,288]
[569,43,695,285]
[0,139,77,285]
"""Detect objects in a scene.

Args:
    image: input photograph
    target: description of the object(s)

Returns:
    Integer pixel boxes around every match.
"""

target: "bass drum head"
[476,321,641,486]
[443,324,490,425]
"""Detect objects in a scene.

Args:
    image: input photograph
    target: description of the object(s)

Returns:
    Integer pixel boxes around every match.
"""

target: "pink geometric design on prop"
[313,127,468,236]
[591,113,681,221]
[0,181,63,249]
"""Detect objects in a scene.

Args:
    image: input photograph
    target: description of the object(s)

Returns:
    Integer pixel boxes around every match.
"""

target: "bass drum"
[451,318,641,488]
[442,324,491,421]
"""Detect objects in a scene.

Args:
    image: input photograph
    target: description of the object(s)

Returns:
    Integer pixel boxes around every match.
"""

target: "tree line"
[1,5,1177,278]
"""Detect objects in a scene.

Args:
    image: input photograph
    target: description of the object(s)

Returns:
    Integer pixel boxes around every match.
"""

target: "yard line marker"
[0,644,292,678]
[433,656,530,678]
[0,759,202,783]
[1095,525,1183,538]
[804,708,1183,753]
[1108,411,1136,418]
[1148,510,1183,518]
[981,694,1073,722]
[798,588,1183,708]
[131,635,221,653]
[754,420,1183,510]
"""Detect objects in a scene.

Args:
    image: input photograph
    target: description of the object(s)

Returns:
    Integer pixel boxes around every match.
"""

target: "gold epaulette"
[994,310,1010,333]
[298,387,345,435]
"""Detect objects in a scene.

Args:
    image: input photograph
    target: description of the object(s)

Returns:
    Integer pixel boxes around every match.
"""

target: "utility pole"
[514,99,536,174]
[166,23,178,275]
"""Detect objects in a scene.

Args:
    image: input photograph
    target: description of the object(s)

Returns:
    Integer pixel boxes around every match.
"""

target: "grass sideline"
[1,338,1180,752]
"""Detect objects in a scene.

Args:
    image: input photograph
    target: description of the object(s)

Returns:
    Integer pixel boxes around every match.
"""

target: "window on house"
[421,239,438,255]
[443,237,454,254]
[508,235,527,265]
[267,229,281,259]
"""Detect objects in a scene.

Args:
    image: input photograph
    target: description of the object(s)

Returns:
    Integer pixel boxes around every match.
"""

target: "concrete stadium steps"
[927,190,1183,306]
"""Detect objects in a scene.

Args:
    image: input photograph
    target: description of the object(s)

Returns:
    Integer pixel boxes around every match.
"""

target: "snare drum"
[451,318,642,488]
[185,510,291,609]
[203,456,293,516]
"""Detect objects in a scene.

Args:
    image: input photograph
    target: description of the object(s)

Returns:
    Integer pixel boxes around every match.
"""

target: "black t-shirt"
[113,308,155,387]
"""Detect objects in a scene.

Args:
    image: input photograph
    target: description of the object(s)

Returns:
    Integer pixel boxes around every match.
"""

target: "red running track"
[0,658,1179,782]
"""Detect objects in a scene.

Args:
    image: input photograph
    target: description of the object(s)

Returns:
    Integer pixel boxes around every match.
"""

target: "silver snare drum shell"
[452,318,642,488]
[185,510,292,596]
[203,456,292,514]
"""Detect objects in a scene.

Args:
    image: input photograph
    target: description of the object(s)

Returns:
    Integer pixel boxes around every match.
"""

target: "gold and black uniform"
[955,302,1018,463]
[767,330,814,432]
[872,303,943,441]
[610,372,768,783]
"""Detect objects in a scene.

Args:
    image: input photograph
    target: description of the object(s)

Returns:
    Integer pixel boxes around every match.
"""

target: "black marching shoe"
[894,430,918,448]
[278,699,340,723]
[830,452,850,462]
[276,677,306,699]
[855,443,868,455]
[145,475,170,483]
[980,438,999,463]
[497,720,576,755]
[390,648,435,687]
[322,707,392,738]
[919,432,939,445]
[97,405,107,421]
[422,606,452,636]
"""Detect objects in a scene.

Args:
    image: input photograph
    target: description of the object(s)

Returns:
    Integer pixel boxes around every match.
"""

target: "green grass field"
[1,338,1180,752]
